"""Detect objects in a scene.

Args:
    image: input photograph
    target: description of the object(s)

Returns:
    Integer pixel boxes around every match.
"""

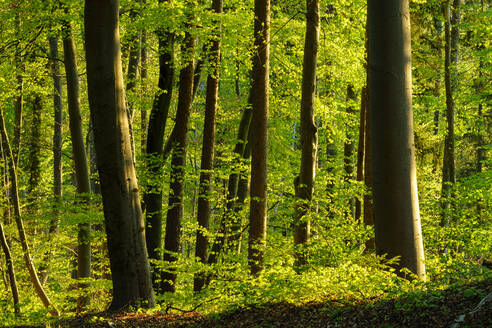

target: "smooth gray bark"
[84,0,155,310]
[368,0,426,279]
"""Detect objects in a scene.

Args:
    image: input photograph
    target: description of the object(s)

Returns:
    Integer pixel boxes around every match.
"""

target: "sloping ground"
[55,278,491,328]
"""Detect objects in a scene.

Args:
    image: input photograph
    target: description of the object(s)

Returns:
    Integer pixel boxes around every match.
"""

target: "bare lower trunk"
[84,0,155,310]
[368,0,426,279]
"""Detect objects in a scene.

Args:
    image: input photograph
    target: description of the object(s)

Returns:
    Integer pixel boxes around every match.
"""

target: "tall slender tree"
[441,0,460,226]
[84,0,155,310]
[39,36,63,285]
[368,0,426,278]
[248,0,270,276]
[194,0,223,292]
[62,13,92,308]
[294,0,320,268]
[161,1,196,293]
[144,0,175,286]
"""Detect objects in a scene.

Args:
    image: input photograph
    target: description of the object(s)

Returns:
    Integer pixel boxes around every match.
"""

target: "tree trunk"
[441,0,460,226]
[248,0,270,276]
[294,0,319,269]
[62,17,92,309]
[84,0,155,310]
[143,0,175,286]
[194,0,223,293]
[162,5,196,293]
[368,0,426,279]
[0,107,59,315]
[39,36,63,286]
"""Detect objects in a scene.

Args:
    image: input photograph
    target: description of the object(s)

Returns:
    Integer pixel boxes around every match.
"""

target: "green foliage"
[0,0,490,326]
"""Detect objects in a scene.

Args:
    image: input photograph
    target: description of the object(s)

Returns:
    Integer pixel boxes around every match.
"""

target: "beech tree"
[39,35,63,285]
[62,12,92,308]
[84,0,155,310]
[162,1,196,292]
[441,0,461,226]
[367,0,426,278]
[293,0,320,268]
[144,0,175,286]
[248,0,270,276]
[194,0,223,292]
[0,0,488,319]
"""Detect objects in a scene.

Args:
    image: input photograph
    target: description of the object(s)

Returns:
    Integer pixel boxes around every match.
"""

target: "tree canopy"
[0,0,490,326]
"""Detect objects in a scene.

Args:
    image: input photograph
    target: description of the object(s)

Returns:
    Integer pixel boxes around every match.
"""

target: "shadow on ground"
[46,277,492,328]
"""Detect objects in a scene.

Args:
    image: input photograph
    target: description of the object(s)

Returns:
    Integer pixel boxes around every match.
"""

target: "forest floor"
[53,278,491,328]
